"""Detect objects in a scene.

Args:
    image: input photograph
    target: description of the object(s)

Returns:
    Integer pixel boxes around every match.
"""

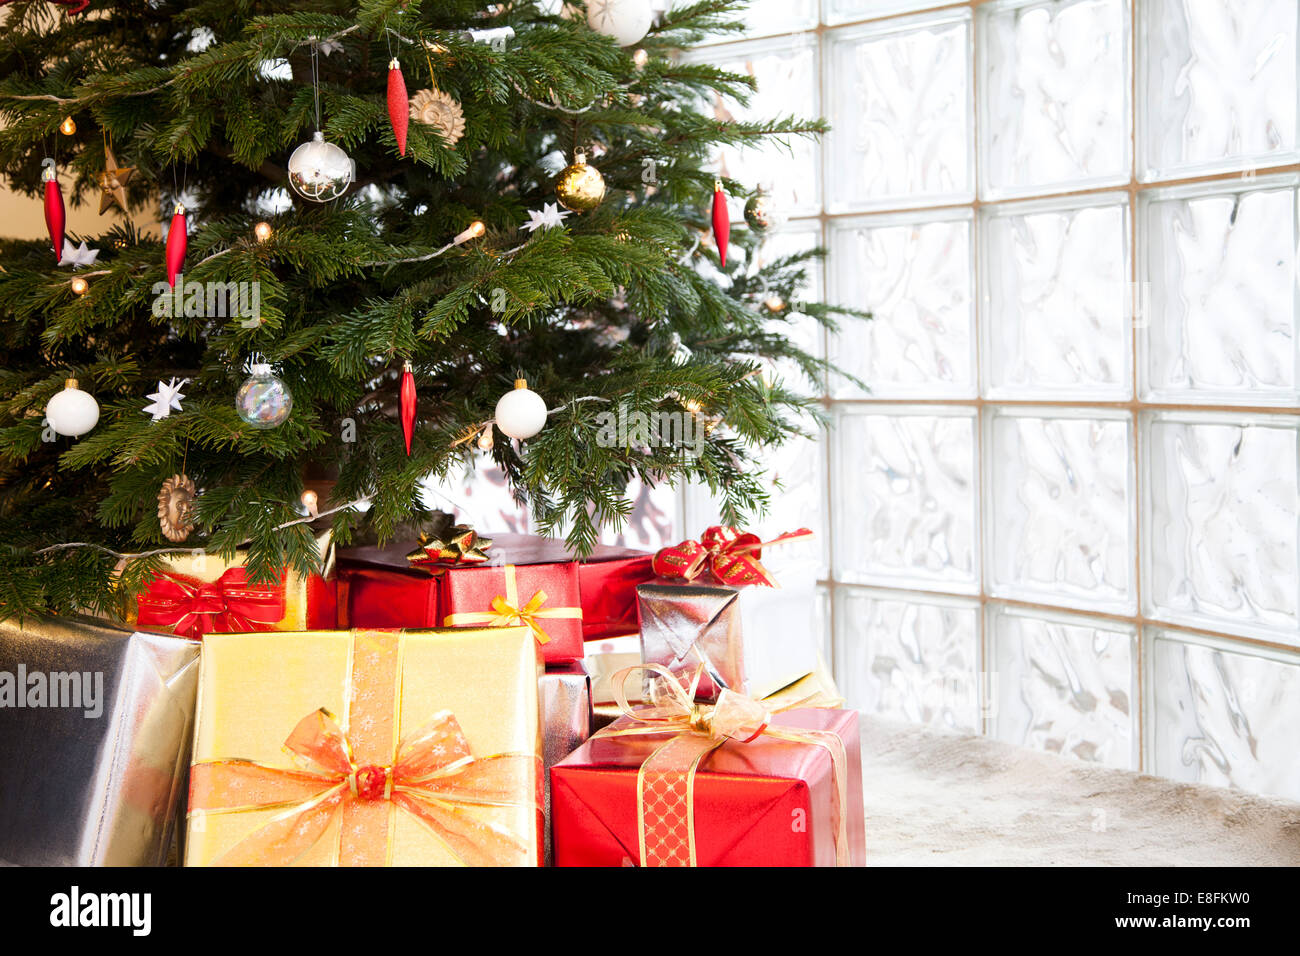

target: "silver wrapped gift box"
[636,571,820,702]
[0,616,200,866]
[539,662,592,866]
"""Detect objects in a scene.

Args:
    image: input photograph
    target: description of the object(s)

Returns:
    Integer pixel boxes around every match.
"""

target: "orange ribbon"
[443,564,582,646]
[597,663,850,867]
[136,566,287,638]
[188,630,538,866]
[652,526,813,588]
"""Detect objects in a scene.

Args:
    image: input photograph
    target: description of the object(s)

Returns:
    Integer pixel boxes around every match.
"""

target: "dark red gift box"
[551,707,866,867]
[336,544,441,629]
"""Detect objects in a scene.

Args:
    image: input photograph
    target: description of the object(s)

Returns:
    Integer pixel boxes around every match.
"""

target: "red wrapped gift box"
[485,534,654,642]
[337,543,441,628]
[440,559,585,664]
[551,705,865,867]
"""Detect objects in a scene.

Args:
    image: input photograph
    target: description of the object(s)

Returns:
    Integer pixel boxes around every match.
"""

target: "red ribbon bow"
[652,525,813,588]
[136,566,287,638]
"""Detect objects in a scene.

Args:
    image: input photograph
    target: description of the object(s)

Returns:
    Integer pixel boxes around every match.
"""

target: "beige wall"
[0,181,158,242]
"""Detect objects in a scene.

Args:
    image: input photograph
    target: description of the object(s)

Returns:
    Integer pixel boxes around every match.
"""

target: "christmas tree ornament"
[521,202,571,233]
[45,378,99,437]
[254,221,273,242]
[399,360,417,456]
[452,220,486,245]
[743,188,781,233]
[555,151,606,213]
[97,142,135,215]
[235,363,292,428]
[387,58,409,157]
[59,239,99,268]
[41,159,65,262]
[287,132,355,202]
[587,0,653,46]
[494,378,548,440]
[69,276,88,295]
[711,179,730,267]
[157,474,197,543]
[165,203,187,287]
[142,377,188,421]
[408,88,465,147]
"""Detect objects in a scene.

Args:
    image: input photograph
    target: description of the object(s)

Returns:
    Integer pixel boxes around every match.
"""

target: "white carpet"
[861,716,1300,866]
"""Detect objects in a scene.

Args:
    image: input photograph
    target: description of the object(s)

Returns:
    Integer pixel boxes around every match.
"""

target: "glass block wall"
[682,0,1300,802]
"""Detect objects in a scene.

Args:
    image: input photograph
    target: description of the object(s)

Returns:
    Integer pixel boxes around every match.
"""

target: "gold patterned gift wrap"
[184,627,544,866]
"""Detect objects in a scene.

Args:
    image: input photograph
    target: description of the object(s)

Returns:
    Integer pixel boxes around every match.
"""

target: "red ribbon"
[136,566,287,638]
[652,525,813,588]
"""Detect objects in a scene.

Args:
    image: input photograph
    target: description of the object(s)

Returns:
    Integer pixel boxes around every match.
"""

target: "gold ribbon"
[405,524,493,574]
[444,564,582,646]
[597,663,850,867]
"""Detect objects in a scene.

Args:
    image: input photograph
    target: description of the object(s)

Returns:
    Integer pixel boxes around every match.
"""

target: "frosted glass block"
[829,211,975,398]
[1140,0,1299,180]
[833,407,978,590]
[1144,412,1299,642]
[825,0,953,24]
[826,11,973,212]
[989,604,1137,769]
[982,196,1131,400]
[1151,629,1300,801]
[986,409,1134,612]
[600,476,680,550]
[834,586,980,731]
[815,585,832,665]
[689,37,821,217]
[1140,177,1299,405]
[740,0,819,38]
[979,0,1130,198]
[756,222,827,398]
[427,465,530,533]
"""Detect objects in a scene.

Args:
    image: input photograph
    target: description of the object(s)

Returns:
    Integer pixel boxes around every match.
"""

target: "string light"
[254,221,273,242]
[453,221,486,245]
[300,489,319,517]
[683,399,702,414]
[632,48,649,70]
[70,276,88,295]
[476,425,494,450]
[59,116,76,135]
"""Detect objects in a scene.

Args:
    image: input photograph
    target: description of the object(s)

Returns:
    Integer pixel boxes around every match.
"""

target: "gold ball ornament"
[158,474,197,543]
[409,88,466,147]
[554,151,606,213]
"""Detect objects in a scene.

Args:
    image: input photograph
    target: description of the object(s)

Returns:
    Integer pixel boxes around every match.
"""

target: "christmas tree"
[0,0,863,619]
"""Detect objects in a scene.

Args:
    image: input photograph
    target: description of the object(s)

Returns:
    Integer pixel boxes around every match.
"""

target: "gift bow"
[188,630,538,867]
[136,566,286,638]
[652,525,813,587]
[406,524,493,575]
[444,564,581,646]
[599,663,850,867]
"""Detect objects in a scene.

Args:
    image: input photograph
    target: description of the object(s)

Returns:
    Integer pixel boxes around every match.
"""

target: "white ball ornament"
[287,131,355,203]
[493,378,548,441]
[587,0,653,47]
[45,378,100,437]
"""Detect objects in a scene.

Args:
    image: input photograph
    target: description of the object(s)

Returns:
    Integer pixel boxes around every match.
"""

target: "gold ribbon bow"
[406,524,493,575]
[444,564,582,646]
[598,663,851,867]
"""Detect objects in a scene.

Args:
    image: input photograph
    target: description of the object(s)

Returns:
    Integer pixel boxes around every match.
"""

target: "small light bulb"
[454,221,486,245]
[59,116,76,135]
[683,399,702,414]
[477,425,494,450]
[300,489,319,517]
[632,48,649,70]
[763,294,786,312]
[254,221,273,242]
[70,276,88,295]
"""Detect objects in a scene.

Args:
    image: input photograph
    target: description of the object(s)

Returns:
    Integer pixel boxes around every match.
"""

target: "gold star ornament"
[97,143,135,215]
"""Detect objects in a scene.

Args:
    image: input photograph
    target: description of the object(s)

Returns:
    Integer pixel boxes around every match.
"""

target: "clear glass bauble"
[743,190,782,233]
[287,132,355,203]
[236,364,293,428]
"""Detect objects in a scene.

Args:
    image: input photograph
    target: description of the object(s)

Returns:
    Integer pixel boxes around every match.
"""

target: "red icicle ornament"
[400,360,417,455]
[165,203,187,288]
[42,161,65,263]
[387,59,409,157]
[711,180,730,268]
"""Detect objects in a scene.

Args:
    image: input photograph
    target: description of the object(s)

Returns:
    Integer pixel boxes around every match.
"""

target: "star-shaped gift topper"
[521,202,571,234]
[59,239,100,268]
[142,377,189,421]
[97,143,135,215]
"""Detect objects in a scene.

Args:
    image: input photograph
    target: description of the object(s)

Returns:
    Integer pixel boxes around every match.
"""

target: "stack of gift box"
[0,520,864,867]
